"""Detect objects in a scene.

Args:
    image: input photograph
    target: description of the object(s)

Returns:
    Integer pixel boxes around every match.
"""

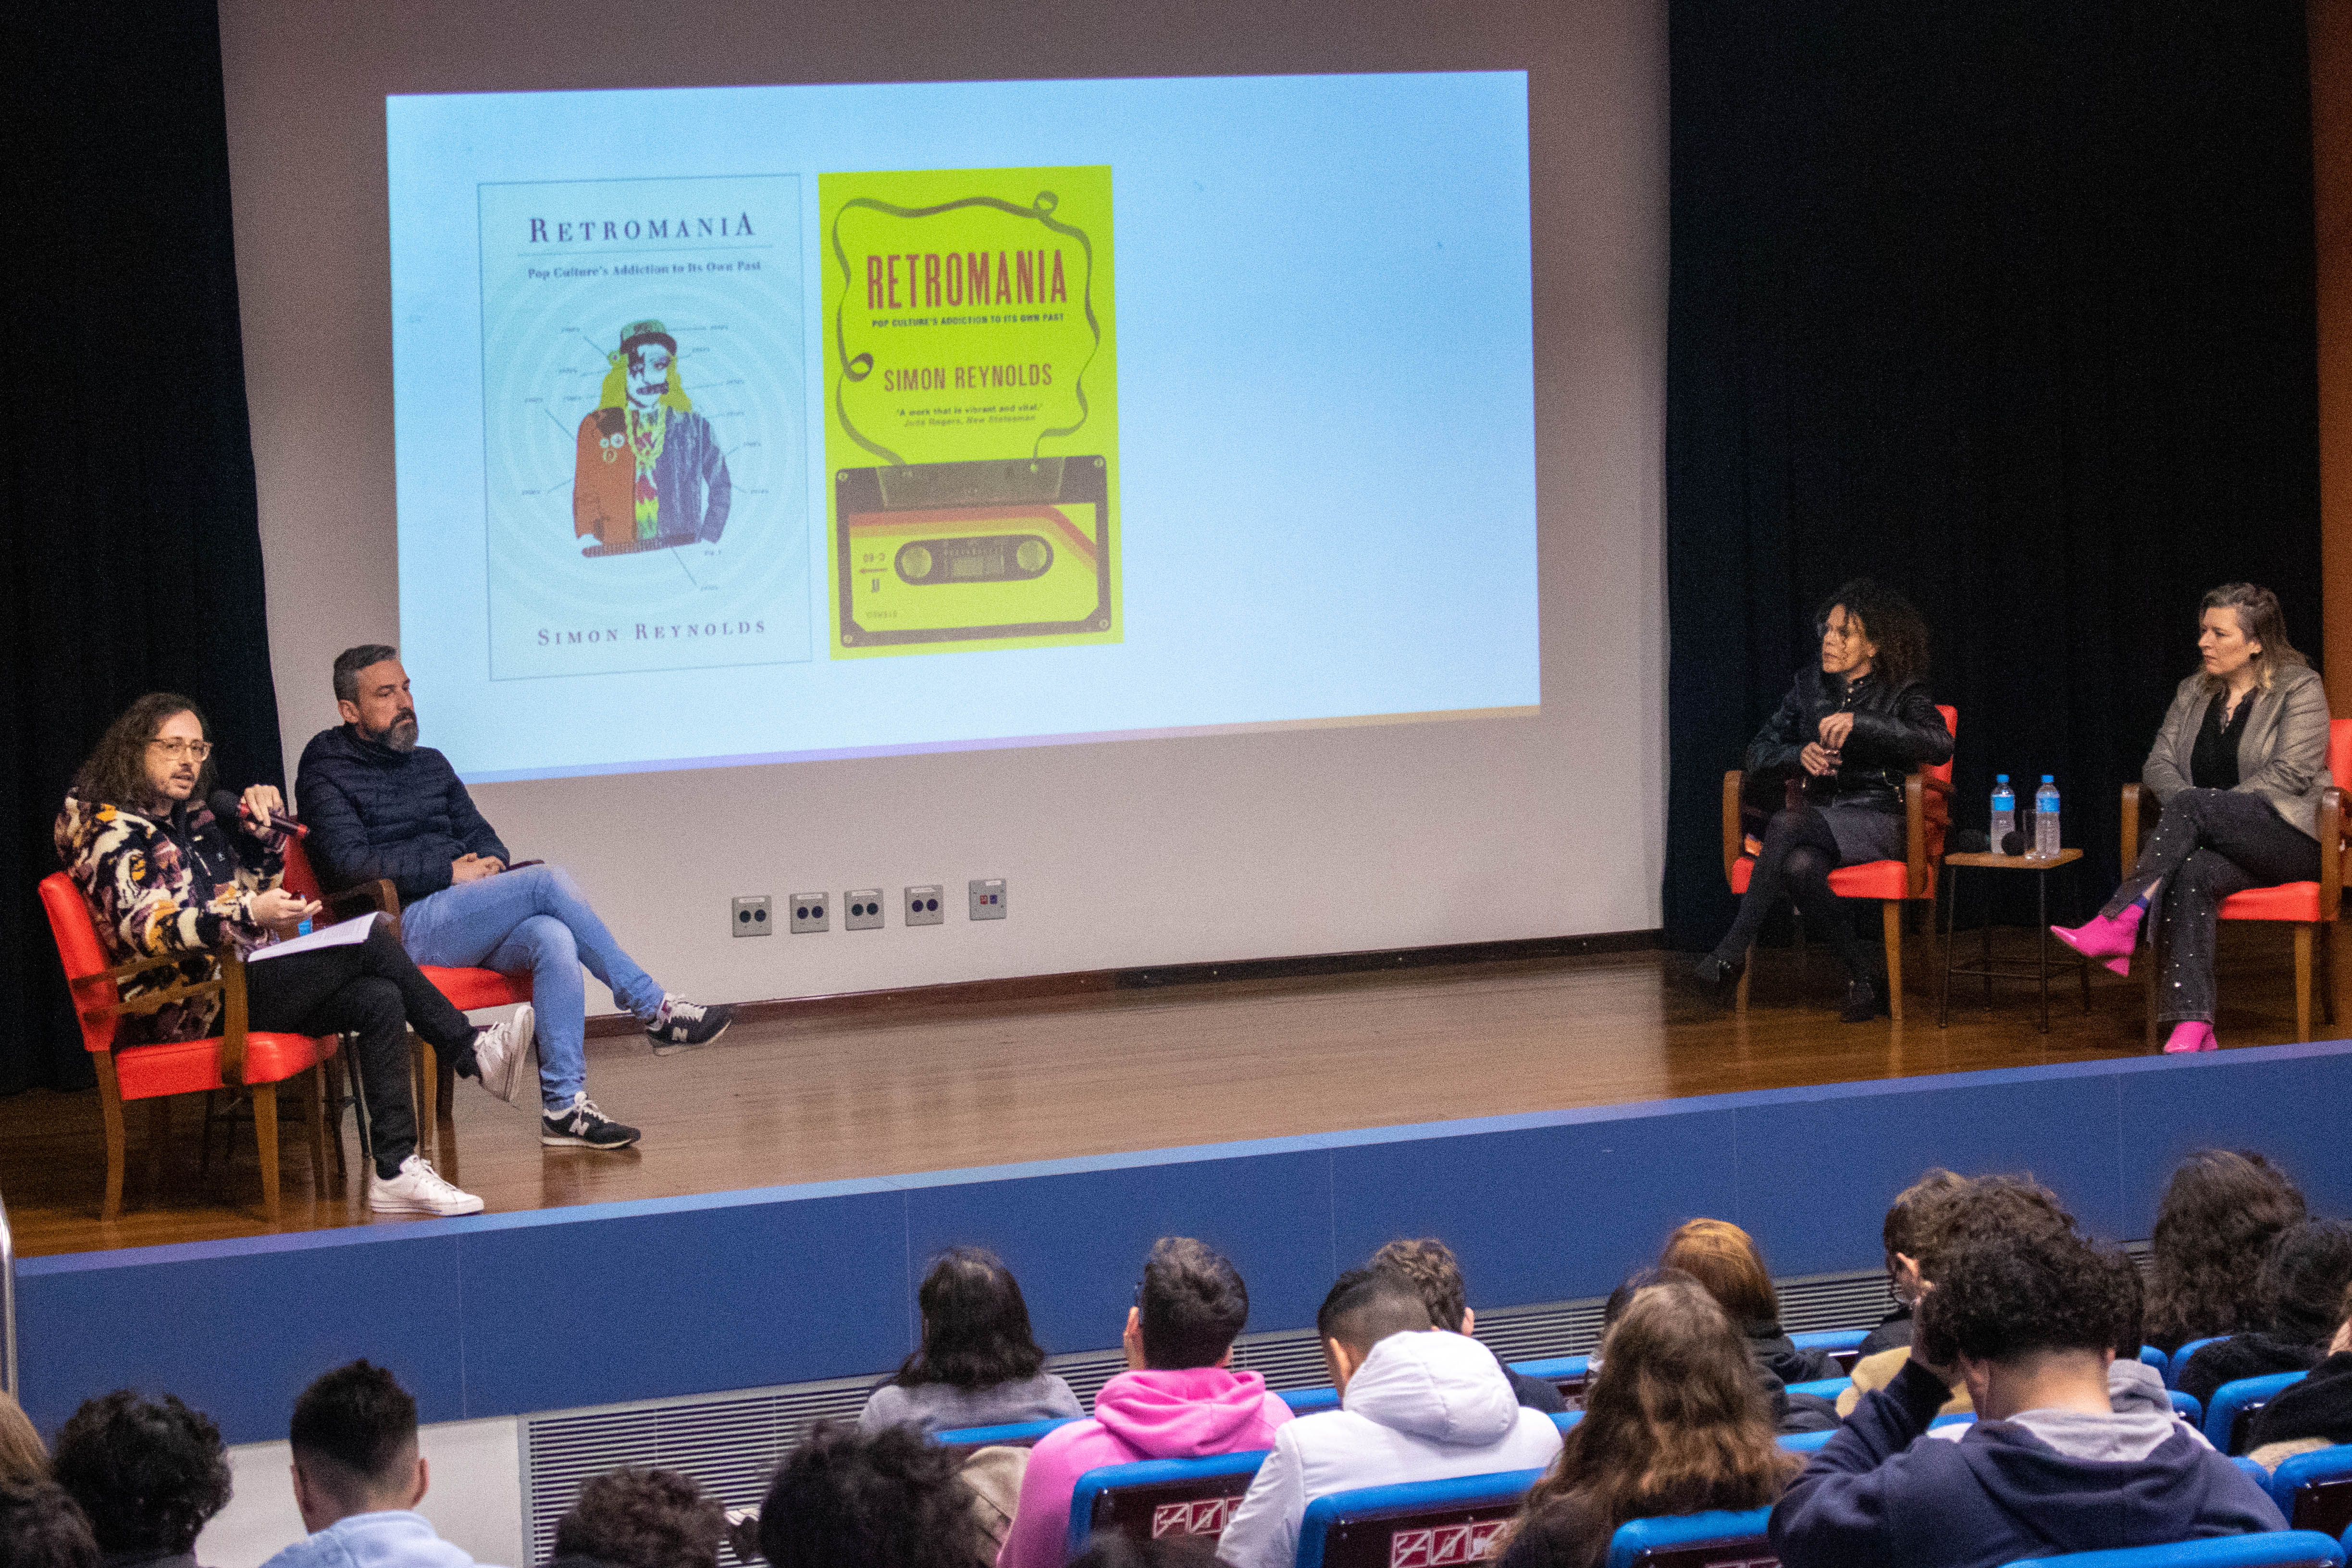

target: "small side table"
[1938,848,2092,1033]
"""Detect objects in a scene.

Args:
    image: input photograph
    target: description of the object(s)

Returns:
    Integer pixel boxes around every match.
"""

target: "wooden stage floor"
[0,932,2318,1259]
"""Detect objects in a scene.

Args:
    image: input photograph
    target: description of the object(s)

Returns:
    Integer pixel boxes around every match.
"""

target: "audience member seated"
[1213,1269,1563,1568]
[858,1248,1081,1437]
[1856,1169,1968,1356]
[1495,1273,1799,1568]
[1770,1218,2282,1568]
[549,1469,724,1568]
[0,1480,101,1568]
[0,1389,49,1483]
[1659,1219,1837,1432]
[2144,1148,2307,1355]
[758,1421,988,1568]
[1372,1238,1569,1414]
[261,1360,491,1568]
[1838,1174,2078,1420]
[2242,1282,2352,1471]
[51,1391,233,1568]
[2104,1250,2177,1418]
[998,1237,1291,1568]
[2176,1219,2352,1408]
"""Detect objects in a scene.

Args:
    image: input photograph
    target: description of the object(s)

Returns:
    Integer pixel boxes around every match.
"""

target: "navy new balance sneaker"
[646,996,735,1056]
[541,1093,641,1150]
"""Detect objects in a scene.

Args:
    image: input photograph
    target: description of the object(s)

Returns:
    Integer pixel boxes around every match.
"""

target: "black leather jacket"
[1745,668,1953,814]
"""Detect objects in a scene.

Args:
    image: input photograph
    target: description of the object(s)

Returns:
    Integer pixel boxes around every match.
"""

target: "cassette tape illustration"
[835,456,1113,647]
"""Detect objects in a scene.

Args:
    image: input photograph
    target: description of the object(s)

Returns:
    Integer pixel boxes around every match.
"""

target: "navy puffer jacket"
[296,726,509,904]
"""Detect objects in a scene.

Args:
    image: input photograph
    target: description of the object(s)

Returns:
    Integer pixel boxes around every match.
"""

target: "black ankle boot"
[1691,952,1745,999]
[1841,978,1879,1023]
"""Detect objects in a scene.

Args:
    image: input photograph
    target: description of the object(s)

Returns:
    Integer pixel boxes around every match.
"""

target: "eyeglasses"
[148,738,214,761]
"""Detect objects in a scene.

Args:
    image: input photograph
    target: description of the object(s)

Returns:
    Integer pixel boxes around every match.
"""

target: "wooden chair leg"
[95,1055,127,1222]
[254,1083,282,1224]
[1882,902,1905,1023]
[415,1035,439,1165]
[434,1049,458,1182]
[2295,925,2315,1043]
[144,1095,173,1201]
[305,1064,328,1193]
[323,1052,348,1183]
[2323,923,2339,1029]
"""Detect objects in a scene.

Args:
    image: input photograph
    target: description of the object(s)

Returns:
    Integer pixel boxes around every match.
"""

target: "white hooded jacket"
[1214,1330,1564,1568]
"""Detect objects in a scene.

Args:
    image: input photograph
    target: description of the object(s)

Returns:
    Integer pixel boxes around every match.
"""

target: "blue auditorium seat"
[2144,1346,2172,1372]
[932,1415,1080,1449]
[1603,1506,1774,1568]
[1554,1410,1585,1434]
[1064,1449,1269,1556]
[1792,1328,1872,1372]
[1280,1385,1342,1415]
[2206,1372,2312,1454]
[2172,1337,2228,1390]
[1999,1532,2344,1567]
[1786,1377,1855,1401]
[1512,1354,1592,1399]
[2266,1445,2352,1535]
[2172,1391,2205,1425]
[1294,1468,1545,1568]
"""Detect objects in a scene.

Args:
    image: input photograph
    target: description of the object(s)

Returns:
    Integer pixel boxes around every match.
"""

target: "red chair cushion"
[1731,855,1917,901]
[113,1032,339,1101]
[2216,883,2322,923]
[1730,857,1752,895]
[423,967,532,1011]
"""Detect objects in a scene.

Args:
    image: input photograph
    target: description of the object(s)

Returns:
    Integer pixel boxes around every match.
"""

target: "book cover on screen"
[477,173,811,680]
[820,166,1120,658]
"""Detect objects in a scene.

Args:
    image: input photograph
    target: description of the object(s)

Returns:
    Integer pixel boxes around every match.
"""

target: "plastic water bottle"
[1990,775,2016,852]
[2033,776,2062,858]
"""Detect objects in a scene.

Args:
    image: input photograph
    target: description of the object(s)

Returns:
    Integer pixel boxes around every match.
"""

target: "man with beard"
[573,319,731,554]
[297,645,734,1152]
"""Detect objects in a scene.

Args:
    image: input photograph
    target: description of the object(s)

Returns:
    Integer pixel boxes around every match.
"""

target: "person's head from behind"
[286,1360,423,1532]
[1906,1173,2077,1290]
[2149,1148,2306,1345]
[756,1421,980,1568]
[0,1390,48,1484]
[0,1480,99,1568]
[1518,1275,1795,1540]
[898,1246,1047,1390]
[1659,1219,1778,1328]
[1316,1269,1434,1391]
[1125,1237,1250,1371]
[1918,1225,2125,1421]
[1815,579,1929,686]
[2258,1219,2352,1348]
[332,644,417,752]
[1882,1168,1970,1302]
[554,1468,725,1568]
[51,1391,231,1558]
[73,694,215,813]
[1592,1267,1697,1374]
[1370,1237,1476,1335]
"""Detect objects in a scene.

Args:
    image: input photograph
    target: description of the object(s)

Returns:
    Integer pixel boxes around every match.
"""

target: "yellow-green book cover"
[821,166,1118,657]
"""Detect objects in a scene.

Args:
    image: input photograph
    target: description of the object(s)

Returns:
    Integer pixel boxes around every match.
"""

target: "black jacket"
[1746,669,1954,815]
[2245,1349,2352,1451]
[1858,1305,1915,1358]
[296,726,510,903]
[2177,1333,2326,1411]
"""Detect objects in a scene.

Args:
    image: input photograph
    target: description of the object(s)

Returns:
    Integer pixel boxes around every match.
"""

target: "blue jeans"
[399,864,665,1111]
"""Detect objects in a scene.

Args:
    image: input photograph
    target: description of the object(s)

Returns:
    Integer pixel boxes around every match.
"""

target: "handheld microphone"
[210,789,307,837]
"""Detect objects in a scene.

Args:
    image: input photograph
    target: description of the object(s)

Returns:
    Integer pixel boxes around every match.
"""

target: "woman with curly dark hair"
[0,1480,100,1568]
[1497,1274,1798,1568]
[1694,580,1953,1022]
[2144,1148,2308,1354]
[757,1422,987,1568]
[50,1391,231,1568]
[2174,1219,2352,1408]
[553,1469,726,1568]
[856,1248,1079,1435]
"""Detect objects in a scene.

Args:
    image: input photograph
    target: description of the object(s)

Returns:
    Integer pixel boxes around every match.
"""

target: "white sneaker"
[368,1153,484,1216]
[472,1003,535,1105]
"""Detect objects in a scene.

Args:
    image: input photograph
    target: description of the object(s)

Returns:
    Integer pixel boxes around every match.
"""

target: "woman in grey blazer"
[2055,583,2330,1052]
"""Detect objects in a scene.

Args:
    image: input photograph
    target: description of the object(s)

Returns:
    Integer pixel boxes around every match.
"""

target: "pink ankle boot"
[2162,1021,2217,1054]
[2052,907,2141,977]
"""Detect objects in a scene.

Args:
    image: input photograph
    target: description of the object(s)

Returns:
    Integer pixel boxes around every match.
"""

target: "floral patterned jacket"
[54,788,293,1045]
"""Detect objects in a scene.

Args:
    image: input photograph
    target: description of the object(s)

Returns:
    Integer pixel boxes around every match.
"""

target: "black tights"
[1714,807,1872,980]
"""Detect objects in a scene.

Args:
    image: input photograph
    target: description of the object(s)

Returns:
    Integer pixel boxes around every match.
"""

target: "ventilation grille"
[518,1253,2141,1562]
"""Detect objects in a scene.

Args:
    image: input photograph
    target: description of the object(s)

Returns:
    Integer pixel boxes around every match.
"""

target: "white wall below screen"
[217,0,1667,1009]
[198,1418,525,1568]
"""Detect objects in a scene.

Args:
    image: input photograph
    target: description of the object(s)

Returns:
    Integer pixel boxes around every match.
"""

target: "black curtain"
[0,2,284,1092]
[1664,0,2322,951]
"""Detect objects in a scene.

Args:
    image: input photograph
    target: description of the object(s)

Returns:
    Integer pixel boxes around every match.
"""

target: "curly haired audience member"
[1856,1169,1969,1356]
[857,1248,1080,1437]
[0,1479,101,1568]
[2144,1149,2306,1354]
[1498,1273,1799,1568]
[1659,1220,1836,1432]
[551,1469,724,1568]
[757,1422,986,1568]
[999,1238,1290,1568]
[2175,1218,2352,1408]
[1770,1219,2282,1568]
[1372,1238,1569,1413]
[262,1360,489,1568]
[51,1391,233,1568]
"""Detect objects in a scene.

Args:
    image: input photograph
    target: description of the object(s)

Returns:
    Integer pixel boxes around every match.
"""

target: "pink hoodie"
[996,1366,1294,1568]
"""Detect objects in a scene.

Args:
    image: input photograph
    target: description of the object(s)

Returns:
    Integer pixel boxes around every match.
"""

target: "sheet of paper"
[246,915,377,963]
